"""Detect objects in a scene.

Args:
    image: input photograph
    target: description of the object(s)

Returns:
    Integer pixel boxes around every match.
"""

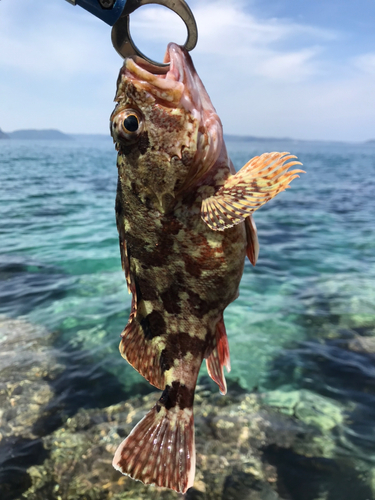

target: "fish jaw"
[110,43,224,209]
[164,44,224,189]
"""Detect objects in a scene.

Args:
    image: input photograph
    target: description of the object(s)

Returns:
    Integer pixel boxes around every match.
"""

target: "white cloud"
[254,48,320,81]
[0,0,373,140]
[353,53,375,75]
[130,1,333,82]
[0,1,118,76]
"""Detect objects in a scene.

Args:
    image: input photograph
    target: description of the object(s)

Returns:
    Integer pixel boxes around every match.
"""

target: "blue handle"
[75,0,127,26]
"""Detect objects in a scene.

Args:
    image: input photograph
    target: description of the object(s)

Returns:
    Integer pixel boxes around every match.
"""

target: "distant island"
[224,134,293,142]
[1,127,374,144]
[0,130,292,142]
[0,128,9,139]
[4,129,73,140]
[0,129,113,141]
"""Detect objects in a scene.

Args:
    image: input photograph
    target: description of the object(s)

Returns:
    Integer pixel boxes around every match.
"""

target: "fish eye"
[111,108,144,143]
[123,114,139,133]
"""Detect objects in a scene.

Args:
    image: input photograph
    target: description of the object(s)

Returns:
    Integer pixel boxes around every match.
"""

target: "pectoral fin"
[201,152,304,231]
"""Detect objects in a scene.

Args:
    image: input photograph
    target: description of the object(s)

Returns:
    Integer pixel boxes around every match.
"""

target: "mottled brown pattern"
[110,44,302,494]
[134,275,158,301]
[159,381,195,410]
[161,332,207,367]
[182,253,202,278]
[187,290,217,318]
[139,310,166,340]
[160,282,182,314]
[111,52,246,489]
[137,131,150,155]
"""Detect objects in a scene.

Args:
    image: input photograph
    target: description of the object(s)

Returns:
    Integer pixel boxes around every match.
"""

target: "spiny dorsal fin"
[201,152,304,231]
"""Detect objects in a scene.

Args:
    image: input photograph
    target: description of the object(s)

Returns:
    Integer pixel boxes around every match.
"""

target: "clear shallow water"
[1,137,375,491]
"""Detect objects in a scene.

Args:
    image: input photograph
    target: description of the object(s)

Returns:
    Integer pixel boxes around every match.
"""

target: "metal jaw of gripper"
[66,0,198,69]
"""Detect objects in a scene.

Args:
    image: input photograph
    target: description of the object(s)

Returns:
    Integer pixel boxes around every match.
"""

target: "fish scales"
[110,43,304,493]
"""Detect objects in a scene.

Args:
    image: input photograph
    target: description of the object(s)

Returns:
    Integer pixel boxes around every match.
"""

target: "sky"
[0,0,375,141]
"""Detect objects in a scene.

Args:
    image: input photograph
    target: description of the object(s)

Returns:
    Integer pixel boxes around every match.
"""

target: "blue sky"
[1,0,375,141]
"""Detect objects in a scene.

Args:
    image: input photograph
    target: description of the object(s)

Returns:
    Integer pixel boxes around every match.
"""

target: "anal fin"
[201,152,304,231]
[113,403,195,494]
[206,316,231,395]
[245,215,259,266]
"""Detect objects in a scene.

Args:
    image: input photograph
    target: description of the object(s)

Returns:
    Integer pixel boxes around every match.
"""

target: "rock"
[0,316,65,500]
[21,384,374,500]
[21,390,314,500]
[348,335,375,354]
[262,389,345,432]
[1,317,374,500]
[0,316,64,442]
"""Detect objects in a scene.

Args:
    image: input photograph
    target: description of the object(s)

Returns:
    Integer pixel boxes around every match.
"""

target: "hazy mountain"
[6,129,72,140]
[225,134,293,142]
[70,133,111,141]
[0,128,9,139]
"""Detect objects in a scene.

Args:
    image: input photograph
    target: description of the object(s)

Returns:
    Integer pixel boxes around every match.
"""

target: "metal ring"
[111,0,198,68]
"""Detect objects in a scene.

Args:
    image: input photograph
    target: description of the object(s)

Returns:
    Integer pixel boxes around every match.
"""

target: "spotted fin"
[205,316,231,395]
[117,199,166,390]
[120,298,166,390]
[201,152,304,231]
[245,215,259,266]
[113,400,195,493]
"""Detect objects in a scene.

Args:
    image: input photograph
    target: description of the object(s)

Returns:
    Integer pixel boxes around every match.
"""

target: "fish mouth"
[120,43,199,110]
[130,43,189,82]
[116,43,223,185]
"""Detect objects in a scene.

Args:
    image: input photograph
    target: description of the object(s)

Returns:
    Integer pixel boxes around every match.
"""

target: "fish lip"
[163,43,186,83]
[127,43,186,84]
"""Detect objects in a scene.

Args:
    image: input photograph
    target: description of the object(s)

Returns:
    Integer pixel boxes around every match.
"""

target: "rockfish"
[110,43,303,493]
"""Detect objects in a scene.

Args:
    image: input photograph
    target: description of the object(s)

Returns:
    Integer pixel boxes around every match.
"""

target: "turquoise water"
[1,137,375,489]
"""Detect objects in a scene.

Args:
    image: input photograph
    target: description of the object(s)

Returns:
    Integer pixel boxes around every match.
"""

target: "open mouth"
[126,43,188,85]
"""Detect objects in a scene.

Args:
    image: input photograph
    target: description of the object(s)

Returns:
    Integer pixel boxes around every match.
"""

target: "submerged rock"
[0,316,65,500]
[23,390,293,500]
[1,316,374,500]
[21,387,373,500]
[348,335,375,354]
[0,316,64,442]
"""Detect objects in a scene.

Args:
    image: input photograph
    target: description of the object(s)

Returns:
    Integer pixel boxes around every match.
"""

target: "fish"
[110,43,303,494]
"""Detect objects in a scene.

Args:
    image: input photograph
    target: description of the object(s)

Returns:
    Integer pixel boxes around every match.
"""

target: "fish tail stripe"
[113,404,195,494]
[205,316,230,394]
[201,152,304,231]
[120,318,165,390]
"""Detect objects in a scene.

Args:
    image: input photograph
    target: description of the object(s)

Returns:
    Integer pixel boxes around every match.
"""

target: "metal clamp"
[111,0,198,68]
[67,0,128,26]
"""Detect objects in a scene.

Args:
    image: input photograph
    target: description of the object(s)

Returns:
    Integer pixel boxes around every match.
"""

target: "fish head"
[110,43,223,213]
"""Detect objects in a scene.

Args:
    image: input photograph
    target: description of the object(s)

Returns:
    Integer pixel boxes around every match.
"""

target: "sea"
[1,136,375,498]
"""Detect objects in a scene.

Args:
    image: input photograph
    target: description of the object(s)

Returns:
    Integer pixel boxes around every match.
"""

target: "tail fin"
[113,403,195,493]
